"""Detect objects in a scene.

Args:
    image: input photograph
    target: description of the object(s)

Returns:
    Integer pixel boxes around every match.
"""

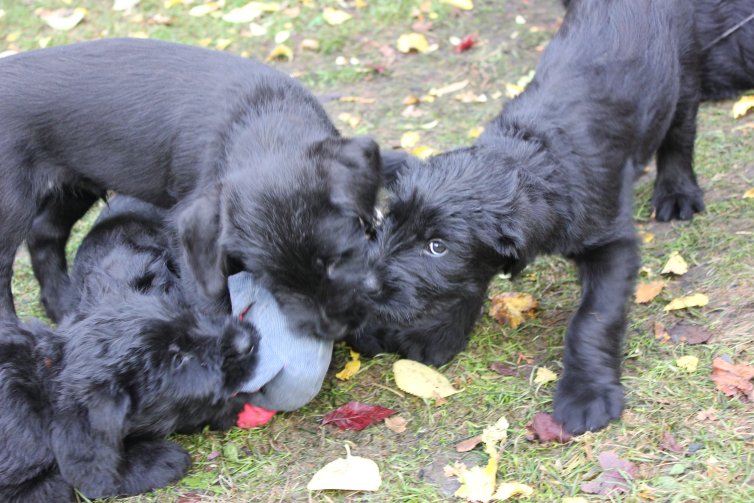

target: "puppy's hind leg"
[554,238,639,434]
[652,70,705,221]
[117,439,192,496]
[27,187,100,322]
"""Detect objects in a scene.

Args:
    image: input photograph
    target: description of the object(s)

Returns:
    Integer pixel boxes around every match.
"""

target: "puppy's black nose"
[363,272,381,295]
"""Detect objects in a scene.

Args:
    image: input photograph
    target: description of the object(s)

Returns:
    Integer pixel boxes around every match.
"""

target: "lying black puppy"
[353,0,702,434]
[0,197,259,501]
[563,0,754,100]
[0,38,381,343]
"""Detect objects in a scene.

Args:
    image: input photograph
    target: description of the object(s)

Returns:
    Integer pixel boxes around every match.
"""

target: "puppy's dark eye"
[426,239,448,257]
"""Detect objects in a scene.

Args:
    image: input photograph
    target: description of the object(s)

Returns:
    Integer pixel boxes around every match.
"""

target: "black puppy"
[0,196,260,501]
[353,0,703,434]
[562,0,754,100]
[1,38,381,342]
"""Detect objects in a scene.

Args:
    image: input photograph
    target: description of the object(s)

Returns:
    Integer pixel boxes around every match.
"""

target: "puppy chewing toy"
[228,272,333,412]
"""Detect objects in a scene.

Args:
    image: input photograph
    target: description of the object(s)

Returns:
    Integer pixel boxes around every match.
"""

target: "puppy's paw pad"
[652,189,705,222]
[553,379,624,435]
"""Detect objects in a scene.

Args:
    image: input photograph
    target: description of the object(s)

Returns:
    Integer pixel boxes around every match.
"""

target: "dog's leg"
[27,188,100,322]
[5,472,75,503]
[117,438,192,496]
[652,71,705,221]
[554,238,638,434]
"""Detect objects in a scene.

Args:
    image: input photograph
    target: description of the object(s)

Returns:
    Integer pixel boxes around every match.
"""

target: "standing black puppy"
[0,38,381,342]
[354,0,703,434]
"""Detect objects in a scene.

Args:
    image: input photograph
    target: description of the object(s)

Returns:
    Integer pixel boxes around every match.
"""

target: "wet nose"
[363,271,381,295]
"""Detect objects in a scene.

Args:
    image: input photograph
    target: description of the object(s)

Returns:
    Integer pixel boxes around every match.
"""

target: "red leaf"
[660,432,684,453]
[321,401,396,431]
[454,34,477,53]
[489,362,517,376]
[236,403,276,428]
[524,412,572,443]
[581,451,638,496]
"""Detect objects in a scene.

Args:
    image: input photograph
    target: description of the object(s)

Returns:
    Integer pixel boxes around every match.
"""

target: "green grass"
[4,0,754,501]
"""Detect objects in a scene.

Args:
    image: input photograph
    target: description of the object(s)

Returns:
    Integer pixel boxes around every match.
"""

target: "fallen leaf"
[223,1,280,23]
[454,91,488,103]
[660,432,684,453]
[36,7,87,31]
[323,7,352,26]
[635,280,665,304]
[396,32,430,54]
[581,451,638,496]
[236,403,276,428]
[663,293,709,312]
[533,367,557,385]
[411,145,437,159]
[335,350,361,380]
[337,112,361,129]
[654,321,670,342]
[450,417,510,502]
[148,13,173,25]
[525,412,572,443]
[665,322,713,345]
[403,95,420,106]
[113,0,140,11]
[454,34,477,53]
[489,362,516,376]
[505,82,524,98]
[661,251,689,275]
[489,292,538,328]
[265,44,292,62]
[384,415,407,433]
[441,0,474,10]
[38,36,52,48]
[400,131,421,149]
[676,355,699,372]
[189,2,221,17]
[299,38,320,51]
[430,79,469,97]
[641,231,655,244]
[321,401,396,431]
[468,126,485,139]
[711,357,754,401]
[455,435,482,452]
[732,95,754,119]
[274,30,290,44]
[307,445,381,491]
[339,95,375,104]
[393,359,460,399]
[744,188,754,198]
[420,119,439,130]
[492,482,534,500]
[215,38,232,50]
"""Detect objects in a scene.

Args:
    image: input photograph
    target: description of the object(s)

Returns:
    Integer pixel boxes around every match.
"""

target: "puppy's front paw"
[652,186,704,222]
[119,440,191,495]
[553,375,624,435]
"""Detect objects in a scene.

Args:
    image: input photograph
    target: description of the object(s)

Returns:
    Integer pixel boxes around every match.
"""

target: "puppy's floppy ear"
[176,189,227,302]
[325,136,382,219]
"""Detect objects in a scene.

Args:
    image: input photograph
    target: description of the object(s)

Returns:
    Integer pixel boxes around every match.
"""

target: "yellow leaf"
[265,44,292,62]
[164,0,184,7]
[403,95,420,106]
[393,359,460,399]
[223,1,280,22]
[400,131,421,149]
[451,416,508,502]
[743,188,754,198]
[215,38,232,50]
[661,251,688,276]
[533,367,557,385]
[676,355,699,372]
[489,292,538,328]
[129,31,149,38]
[299,38,320,51]
[732,95,754,119]
[274,30,290,44]
[113,0,140,11]
[493,482,534,500]
[663,293,709,312]
[441,0,474,10]
[5,31,20,43]
[197,37,212,47]
[468,126,485,139]
[335,350,361,380]
[36,7,87,31]
[411,145,437,159]
[384,415,407,433]
[247,22,268,36]
[323,7,352,25]
[480,416,509,454]
[38,36,52,48]
[396,33,430,54]
[420,119,439,130]
[505,82,524,98]
[307,445,381,491]
[635,280,665,304]
[189,2,221,17]
[339,95,375,104]
[640,231,655,244]
[355,0,367,8]
[430,79,469,97]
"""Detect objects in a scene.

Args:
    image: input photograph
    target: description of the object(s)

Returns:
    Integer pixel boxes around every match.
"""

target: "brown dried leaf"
[654,321,671,343]
[635,280,665,304]
[660,432,684,453]
[581,451,638,496]
[489,362,516,376]
[455,435,482,453]
[711,357,754,401]
[667,322,713,345]
[489,292,538,328]
[384,415,408,433]
[525,412,572,443]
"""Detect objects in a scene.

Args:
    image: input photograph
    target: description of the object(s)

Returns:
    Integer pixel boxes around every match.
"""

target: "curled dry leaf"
[635,280,665,304]
[36,7,87,31]
[393,359,460,399]
[493,482,534,500]
[663,293,709,312]
[321,401,396,431]
[525,412,572,443]
[581,451,638,496]
[661,251,688,275]
[711,357,754,401]
[265,44,292,62]
[384,415,408,433]
[335,349,361,380]
[533,367,557,386]
[307,445,381,492]
[732,95,754,119]
[323,7,352,25]
[396,32,430,54]
[489,292,538,328]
